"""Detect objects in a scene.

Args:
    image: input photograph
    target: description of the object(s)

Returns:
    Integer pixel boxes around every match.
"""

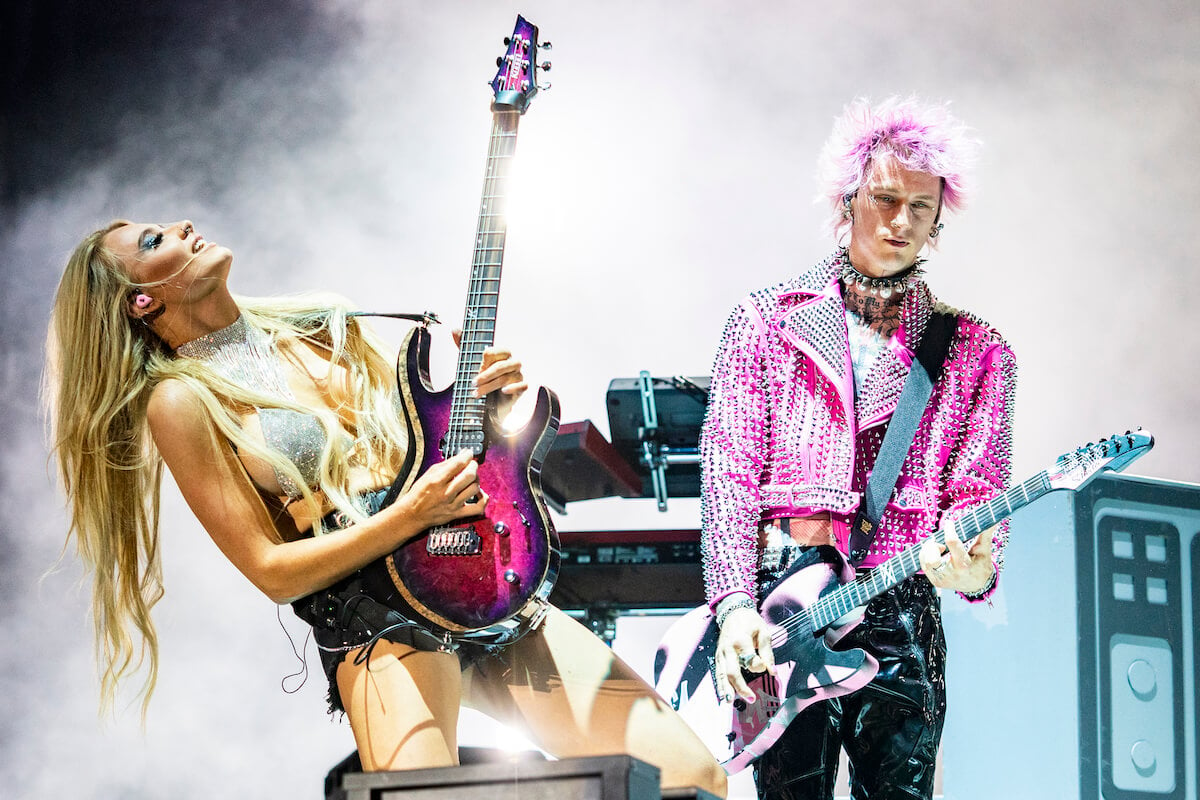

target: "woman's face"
[103,219,232,307]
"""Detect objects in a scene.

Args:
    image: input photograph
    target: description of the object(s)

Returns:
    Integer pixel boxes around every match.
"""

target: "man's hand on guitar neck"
[714,603,777,703]
[918,520,998,596]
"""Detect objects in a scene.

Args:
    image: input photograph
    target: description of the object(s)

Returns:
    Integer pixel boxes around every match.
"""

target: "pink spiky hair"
[817,96,980,241]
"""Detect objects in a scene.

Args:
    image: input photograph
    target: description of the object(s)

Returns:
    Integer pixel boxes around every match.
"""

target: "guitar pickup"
[426,526,483,556]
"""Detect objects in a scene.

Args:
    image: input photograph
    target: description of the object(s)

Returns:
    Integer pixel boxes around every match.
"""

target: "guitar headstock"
[1046,429,1155,491]
[490,15,549,114]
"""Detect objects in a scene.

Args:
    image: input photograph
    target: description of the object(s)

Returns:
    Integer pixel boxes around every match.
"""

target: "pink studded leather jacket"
[700,251,1016,606]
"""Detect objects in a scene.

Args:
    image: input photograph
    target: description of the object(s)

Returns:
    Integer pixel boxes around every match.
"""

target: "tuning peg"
[496,56,504,67]
[538,79,552,91]
[540,60,552,71]
[540,41,553,50]
[503,36,511,45]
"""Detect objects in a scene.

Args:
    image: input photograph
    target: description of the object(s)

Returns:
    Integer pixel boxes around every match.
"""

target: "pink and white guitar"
[653,430,1154,774]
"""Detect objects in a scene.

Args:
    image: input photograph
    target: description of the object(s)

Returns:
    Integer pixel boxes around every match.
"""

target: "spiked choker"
[836,249,925,299]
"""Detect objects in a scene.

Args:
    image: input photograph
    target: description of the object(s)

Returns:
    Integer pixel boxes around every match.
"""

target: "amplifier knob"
[1130,740,1156,774]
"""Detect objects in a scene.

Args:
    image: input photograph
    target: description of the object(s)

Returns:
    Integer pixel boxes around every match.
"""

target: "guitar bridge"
[426,526,482,556]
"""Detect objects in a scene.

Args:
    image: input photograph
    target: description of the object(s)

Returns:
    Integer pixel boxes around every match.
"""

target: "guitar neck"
[446,110,521,454]
[809,469,1055,629]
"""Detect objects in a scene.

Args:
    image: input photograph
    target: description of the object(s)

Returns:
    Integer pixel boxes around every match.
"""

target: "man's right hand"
[714,606,776,703]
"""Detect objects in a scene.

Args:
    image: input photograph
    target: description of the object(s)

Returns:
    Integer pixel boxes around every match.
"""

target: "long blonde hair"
[45,221,408,715]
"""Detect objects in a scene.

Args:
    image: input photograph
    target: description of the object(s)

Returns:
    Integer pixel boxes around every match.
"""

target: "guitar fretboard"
[445,110,521,456]
[808,469,1054,630]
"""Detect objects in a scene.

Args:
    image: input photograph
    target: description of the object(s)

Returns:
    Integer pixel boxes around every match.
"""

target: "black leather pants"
[752,570,947,800]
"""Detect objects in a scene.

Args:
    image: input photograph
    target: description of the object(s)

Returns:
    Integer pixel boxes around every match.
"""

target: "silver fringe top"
[176,313,291,397]
[176,314,325,499]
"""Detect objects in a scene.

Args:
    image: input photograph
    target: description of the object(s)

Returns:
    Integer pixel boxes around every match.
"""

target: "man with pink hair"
[700,97,1016,798]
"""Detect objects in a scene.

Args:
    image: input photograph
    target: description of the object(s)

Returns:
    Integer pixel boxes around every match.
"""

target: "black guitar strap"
[848,311,957,566]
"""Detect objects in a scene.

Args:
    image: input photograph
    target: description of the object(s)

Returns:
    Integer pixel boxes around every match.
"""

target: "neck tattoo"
[837,250,919,340]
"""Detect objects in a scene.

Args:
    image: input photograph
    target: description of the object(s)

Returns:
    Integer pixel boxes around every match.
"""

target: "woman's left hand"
[919,520,997,594]
[453,330,528,419]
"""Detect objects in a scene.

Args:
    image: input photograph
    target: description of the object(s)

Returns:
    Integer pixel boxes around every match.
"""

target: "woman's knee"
[680,759,727,798]
[338,643,463,770]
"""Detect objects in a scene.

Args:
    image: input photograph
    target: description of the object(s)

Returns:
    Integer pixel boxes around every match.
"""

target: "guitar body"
[361,325,561,640]
[654,545,878,773]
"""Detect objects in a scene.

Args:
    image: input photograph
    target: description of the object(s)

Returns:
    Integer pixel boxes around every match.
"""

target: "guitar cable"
[277,603,313,695]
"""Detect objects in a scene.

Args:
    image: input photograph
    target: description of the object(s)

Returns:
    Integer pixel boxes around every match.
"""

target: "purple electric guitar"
[654,430,1154,773]
[362,16,558,644]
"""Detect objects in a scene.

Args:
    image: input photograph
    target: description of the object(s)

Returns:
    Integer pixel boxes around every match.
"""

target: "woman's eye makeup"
[140,231,164,250]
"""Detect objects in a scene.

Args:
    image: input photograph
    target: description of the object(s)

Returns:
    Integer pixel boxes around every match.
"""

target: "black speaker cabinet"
[663,789,722,800]
[942,473,1198,799]
[1075,474,1198,800]
[337,755,662,800]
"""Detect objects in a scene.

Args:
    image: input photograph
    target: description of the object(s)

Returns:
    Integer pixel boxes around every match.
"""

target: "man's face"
[847,156,942,278]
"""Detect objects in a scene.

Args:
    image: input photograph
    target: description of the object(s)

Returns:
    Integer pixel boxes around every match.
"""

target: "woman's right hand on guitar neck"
[715,606,776,704]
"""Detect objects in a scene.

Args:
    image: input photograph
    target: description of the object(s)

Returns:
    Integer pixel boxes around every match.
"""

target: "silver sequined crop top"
[175,314,326,499]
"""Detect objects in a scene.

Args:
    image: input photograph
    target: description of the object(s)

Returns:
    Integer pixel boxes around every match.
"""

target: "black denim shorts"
[290,489,458,714]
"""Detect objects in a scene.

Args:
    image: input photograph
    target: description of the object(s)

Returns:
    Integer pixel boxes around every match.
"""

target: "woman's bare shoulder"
[146,377,213,436]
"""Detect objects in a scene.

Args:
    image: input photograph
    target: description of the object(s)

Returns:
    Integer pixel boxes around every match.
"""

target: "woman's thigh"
[337,640,464,771]
[462,606,727,797]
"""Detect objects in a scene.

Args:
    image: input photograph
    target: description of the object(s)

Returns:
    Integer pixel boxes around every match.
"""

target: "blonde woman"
[47,218,726,797]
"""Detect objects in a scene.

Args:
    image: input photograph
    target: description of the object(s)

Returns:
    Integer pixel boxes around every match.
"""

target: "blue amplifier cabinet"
[942,473,1197,800]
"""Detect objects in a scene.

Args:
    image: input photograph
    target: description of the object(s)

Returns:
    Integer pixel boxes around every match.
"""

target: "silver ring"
[737,652,755,668]
[932,561,948,573]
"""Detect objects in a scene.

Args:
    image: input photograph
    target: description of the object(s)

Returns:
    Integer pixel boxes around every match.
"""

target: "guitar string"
[761,454,1108,646]
[759,440,1138,650]
[736,441,1141,700]
[457,119,507,406]
[457,117,507,401]
[457,118,514,408]
[760,469,1054,649]
[448,111,519,452]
